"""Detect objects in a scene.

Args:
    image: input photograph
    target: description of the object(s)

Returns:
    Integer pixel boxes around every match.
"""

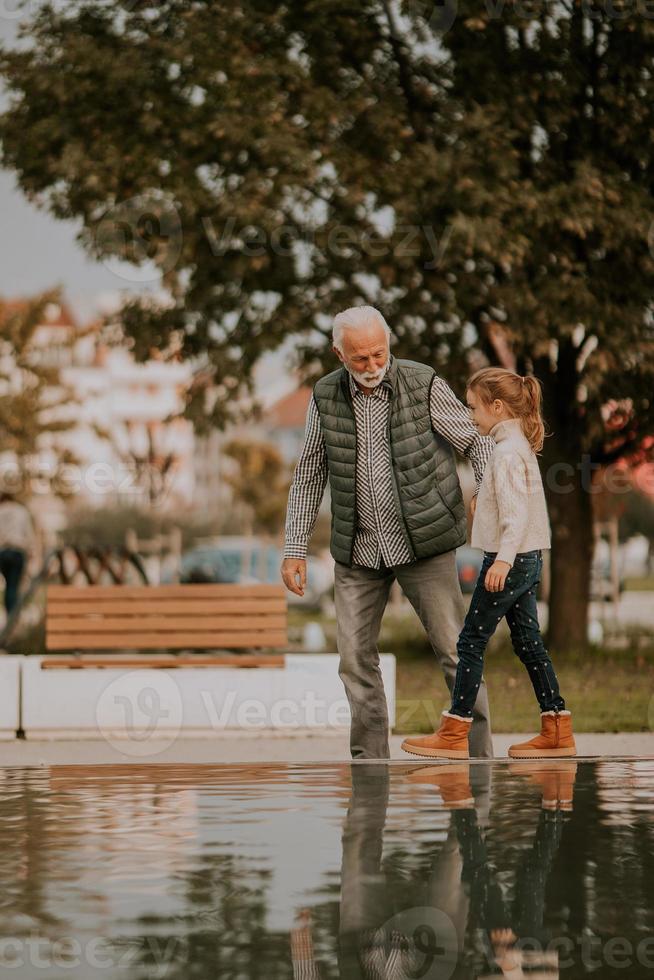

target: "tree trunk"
[542,437,595,653]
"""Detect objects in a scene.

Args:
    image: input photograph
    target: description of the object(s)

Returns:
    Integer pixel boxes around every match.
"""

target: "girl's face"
[466,387,510,435]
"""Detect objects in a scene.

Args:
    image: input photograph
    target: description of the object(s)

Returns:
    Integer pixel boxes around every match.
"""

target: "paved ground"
[1,731,653,767]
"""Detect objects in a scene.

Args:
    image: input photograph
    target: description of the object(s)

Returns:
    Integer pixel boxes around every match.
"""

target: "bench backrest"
[46,583,288,651]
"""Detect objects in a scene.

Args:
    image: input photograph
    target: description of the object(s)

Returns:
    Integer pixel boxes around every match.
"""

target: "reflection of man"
[0,492,35,614]
[280,305,495,759]
[337,764,395,979]
[290,765,398,980]
[291,763,490,979]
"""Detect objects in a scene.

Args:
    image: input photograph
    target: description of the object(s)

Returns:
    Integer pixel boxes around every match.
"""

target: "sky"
[0,10,152,319]
[0,9,179,319]
[0,9,297,406]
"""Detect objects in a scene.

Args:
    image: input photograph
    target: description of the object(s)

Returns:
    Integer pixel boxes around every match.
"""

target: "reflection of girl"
[403,368,575,761]
[455,789,569,978]
[465,804,563,979]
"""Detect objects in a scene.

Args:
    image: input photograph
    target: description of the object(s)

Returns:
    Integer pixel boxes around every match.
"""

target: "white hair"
[332,305,391,353]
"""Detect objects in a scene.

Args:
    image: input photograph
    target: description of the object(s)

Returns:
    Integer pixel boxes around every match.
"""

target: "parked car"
[456,546,483,593]
[590,553,625,602]
[455,546,548,599]
[177,547,243,584]
[165,537,331,608]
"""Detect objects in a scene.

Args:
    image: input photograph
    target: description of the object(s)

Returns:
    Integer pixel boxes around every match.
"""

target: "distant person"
[402,367,576,761]
[0,492,35,614]
[280,305,495,760]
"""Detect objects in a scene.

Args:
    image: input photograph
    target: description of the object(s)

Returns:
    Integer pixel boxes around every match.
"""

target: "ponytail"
[467,367,546,454]
[520,376,545,453]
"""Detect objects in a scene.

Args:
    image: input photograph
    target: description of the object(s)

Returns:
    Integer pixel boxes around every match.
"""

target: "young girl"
[402,367,576,760]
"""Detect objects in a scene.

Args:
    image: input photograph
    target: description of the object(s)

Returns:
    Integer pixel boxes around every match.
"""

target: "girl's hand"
[484,560,512,592]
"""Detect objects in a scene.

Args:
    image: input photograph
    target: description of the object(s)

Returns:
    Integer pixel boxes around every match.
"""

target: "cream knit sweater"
[470,418,551,566]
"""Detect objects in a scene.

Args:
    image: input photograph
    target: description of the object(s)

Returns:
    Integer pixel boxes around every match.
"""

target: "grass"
[10,600,654,734]
[290,606,654,734]
[395,642,654,734]
[625,575,654,592]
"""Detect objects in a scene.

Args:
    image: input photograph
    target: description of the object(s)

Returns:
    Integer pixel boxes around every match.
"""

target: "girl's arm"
[494,451,530,568]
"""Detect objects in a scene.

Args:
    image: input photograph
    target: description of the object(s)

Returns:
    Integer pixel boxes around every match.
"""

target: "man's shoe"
[401,710,472,759]
[508,710,577,759]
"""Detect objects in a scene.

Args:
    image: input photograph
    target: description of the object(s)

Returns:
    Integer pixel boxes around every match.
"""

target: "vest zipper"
[350,434,358,567]
[386,392,417,561]
[344,382,359,568]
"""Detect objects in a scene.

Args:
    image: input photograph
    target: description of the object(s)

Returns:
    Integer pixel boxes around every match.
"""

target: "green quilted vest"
[312,357,467,566]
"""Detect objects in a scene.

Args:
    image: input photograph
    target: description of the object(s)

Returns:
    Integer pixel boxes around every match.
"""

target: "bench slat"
[45,584,289,653]
[47,599,286,616]
[47,615,287,633]
[46,630,288,650]
[47,584,285,600]
[41,654,286,669]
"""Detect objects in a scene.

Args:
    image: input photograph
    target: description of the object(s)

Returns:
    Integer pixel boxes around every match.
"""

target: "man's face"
[333,323,389,390]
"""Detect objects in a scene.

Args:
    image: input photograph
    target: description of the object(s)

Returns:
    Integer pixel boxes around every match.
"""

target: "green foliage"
[61,504,232,550]
[619,487,654,543]
[222,438,291,536]
[1,2,652,433]
[2,1,654,646]
[0,290,79,496]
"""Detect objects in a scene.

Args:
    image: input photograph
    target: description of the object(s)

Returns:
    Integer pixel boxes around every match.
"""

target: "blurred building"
[192,382,313,520]
[261,385,313,464]
[1,295,315,544]
[0,297,195,540]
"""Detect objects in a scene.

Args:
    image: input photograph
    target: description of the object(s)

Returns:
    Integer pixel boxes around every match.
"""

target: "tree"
[0,290,79,497]
[618,486,654,574]
[109,417,185,507]
[222,439,291,536]
[1,1,653,648]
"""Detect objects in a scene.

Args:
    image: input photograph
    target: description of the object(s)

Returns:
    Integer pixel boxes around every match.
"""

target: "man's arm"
[282,394,328,561]
[429,376,495,492]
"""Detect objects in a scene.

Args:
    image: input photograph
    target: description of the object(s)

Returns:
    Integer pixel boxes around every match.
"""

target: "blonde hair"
[467,367,546,453]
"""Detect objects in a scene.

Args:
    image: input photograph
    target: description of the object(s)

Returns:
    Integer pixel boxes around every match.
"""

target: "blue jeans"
[450,549,565,718]
[0,547,25,613]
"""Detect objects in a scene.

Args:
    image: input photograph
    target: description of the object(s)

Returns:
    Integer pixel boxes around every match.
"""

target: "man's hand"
[281,558,307,597]
[484,560,512,592]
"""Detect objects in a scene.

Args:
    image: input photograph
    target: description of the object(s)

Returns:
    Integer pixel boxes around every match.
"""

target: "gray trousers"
[334,549,494,760]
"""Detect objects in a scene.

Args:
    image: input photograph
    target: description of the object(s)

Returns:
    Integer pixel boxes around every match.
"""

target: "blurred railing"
[0,546,149,649]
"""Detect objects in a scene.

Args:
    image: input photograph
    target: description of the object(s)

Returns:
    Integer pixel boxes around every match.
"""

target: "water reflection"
[335,762,571,978]
[0,761,653,978]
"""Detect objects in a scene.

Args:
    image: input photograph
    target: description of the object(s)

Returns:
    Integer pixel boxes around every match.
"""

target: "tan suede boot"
[401,710,472,759]
[508,710,577,759]
[405,764,474,807]
[508,760,578,809]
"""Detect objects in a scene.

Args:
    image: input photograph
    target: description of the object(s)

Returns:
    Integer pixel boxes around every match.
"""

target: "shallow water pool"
[0,760,653,978]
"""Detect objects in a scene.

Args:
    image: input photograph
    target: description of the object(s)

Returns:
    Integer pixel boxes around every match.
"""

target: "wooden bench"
[44,583,287,668]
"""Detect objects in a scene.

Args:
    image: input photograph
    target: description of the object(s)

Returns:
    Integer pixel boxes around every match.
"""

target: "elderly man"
[280,305,494,759]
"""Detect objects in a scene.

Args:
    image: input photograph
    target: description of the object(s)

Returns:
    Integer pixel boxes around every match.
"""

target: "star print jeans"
[450,550,565,718]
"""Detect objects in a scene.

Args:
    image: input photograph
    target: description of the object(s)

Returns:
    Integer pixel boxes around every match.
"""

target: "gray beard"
[348,366,386,389]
